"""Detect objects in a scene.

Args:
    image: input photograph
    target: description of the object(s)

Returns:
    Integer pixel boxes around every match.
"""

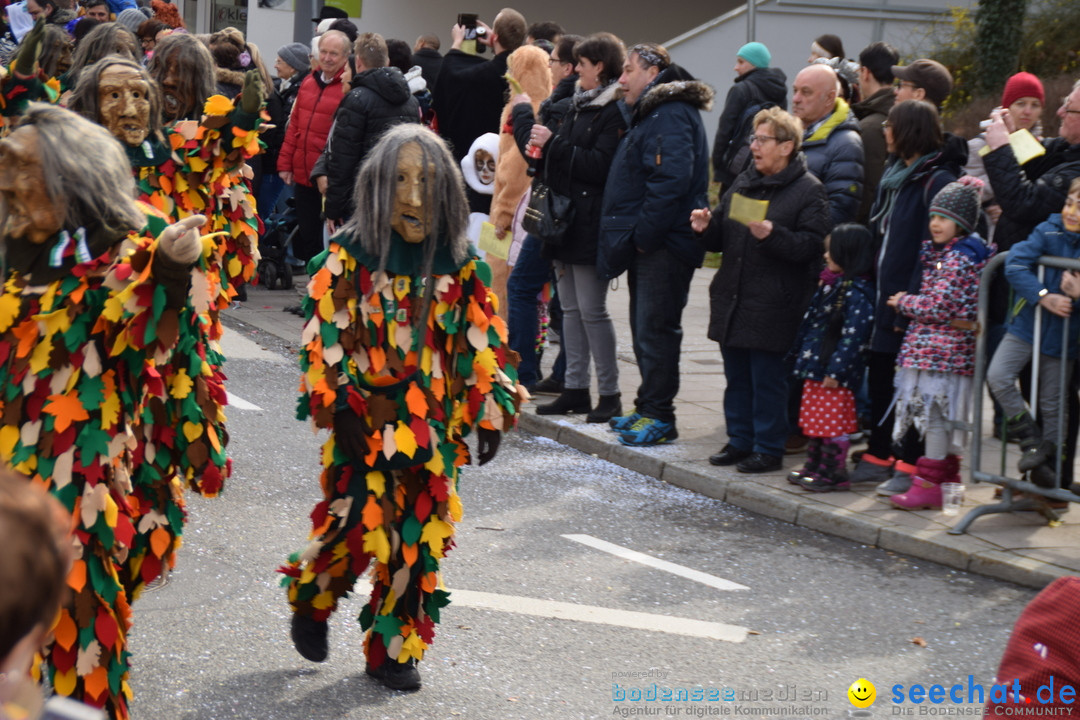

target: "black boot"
[366,657,422,690]
[536,388,591,416]
[290,613,328,662]
[1009,412,1045,472]
[586,393,622,424]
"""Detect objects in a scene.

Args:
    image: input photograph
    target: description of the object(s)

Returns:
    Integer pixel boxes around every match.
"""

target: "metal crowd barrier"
[951,253,1080,535]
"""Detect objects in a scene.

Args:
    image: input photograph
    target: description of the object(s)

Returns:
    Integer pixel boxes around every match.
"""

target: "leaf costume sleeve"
[1,211,216,719]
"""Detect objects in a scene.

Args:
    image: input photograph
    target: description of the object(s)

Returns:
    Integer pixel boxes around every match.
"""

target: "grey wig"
[15,104,144,236]
[66,22,140,89]
[67,54,165,144]
[147,33,216,120]
[345,124,470,272]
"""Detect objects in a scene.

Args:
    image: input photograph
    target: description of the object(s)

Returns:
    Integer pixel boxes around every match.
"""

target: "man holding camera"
[433,7,527,162]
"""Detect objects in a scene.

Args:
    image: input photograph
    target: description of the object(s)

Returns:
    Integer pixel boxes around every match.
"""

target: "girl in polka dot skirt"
[789,224,876,491]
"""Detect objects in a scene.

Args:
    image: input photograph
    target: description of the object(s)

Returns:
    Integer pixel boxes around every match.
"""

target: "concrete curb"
[519,412,1074,589]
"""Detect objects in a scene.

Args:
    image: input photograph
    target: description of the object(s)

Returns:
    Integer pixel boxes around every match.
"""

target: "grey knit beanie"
[116,9,145,33]
[277,43,310,74]
[930,176,984,235]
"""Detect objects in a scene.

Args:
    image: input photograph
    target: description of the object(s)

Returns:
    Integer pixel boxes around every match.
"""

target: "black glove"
[240,69,264,114]
[334,407,369,462]
[477,427,501,466]
[14,18,45,77]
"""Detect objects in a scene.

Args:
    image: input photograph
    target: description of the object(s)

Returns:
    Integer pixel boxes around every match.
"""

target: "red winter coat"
[278,68,346,188]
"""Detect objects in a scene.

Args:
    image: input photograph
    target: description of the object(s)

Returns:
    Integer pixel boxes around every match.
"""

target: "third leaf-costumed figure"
[279,124,524,690]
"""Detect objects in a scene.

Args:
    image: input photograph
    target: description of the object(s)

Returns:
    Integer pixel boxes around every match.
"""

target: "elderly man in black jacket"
[319,32,420,232]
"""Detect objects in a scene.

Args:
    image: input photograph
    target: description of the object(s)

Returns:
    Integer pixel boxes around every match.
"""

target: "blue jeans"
[627,247,695,423]
[720,345,789,457]
[508,234,552,387]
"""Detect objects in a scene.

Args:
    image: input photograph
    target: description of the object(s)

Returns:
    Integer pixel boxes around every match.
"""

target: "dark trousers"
[293,183,325,263]
[720,345,790,457]
[867,351,923,463]
[627,247,695,423]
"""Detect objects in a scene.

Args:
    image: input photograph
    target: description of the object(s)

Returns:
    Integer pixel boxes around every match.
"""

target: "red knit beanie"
[1001,72,1044,110]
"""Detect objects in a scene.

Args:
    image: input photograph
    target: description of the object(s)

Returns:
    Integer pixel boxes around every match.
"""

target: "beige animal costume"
[489,45,552,318]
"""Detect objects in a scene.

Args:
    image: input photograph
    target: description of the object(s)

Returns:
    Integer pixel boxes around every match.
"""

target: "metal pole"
[747,0,756,42]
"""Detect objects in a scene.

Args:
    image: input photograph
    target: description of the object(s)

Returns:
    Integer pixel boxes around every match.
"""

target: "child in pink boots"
[886,177,995,509]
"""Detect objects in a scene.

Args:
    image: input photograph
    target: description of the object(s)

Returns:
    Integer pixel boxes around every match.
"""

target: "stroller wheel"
[262,262,278,290]
[281,262,293,290]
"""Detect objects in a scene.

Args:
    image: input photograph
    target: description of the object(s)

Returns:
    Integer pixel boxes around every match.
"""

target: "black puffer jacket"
[701,153,830,353]
[263,72,307,173]
[322,67,420,223]
[985,137,1080,255]
[711,66,788,185]
[599,66,713,280]
[514,81,626,266]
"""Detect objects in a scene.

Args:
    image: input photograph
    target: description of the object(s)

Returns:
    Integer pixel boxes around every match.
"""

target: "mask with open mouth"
[391,142,435,244]
[98,64,152,147]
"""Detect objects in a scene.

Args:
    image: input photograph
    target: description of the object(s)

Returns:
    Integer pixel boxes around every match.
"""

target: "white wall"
[664,0,976,150]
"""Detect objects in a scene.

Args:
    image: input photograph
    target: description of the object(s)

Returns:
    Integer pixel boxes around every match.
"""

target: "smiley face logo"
[848,678,876,708]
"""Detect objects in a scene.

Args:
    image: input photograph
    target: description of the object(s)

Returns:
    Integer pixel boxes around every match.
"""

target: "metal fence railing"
[951,253,1080,535]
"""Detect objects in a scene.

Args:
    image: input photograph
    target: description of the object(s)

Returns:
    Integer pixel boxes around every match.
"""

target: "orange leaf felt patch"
[44,393,90,433]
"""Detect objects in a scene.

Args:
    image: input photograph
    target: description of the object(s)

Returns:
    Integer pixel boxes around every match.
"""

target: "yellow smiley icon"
[848,678,876,708]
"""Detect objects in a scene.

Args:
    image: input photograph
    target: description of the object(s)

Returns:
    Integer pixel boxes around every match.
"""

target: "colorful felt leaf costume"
[0,207,215,720]
[280,232,523,669]
[116,96,263,598]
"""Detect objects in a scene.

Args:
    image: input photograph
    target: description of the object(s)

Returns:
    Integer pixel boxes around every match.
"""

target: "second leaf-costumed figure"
[280,125,524,690]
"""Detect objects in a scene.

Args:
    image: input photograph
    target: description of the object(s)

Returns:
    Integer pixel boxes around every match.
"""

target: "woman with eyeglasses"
[690,106,831,474]
[852,99,965,494]
[512,32,629,423]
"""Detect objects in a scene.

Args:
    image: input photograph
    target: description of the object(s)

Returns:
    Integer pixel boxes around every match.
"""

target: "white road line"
[353,580,747,643]
[562,534,750,592]
[226,392,263,411]
[451,588,748,643]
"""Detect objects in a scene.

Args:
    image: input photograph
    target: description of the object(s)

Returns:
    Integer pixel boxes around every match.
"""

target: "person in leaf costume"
[67,54,266,597]
[0,103,211,719]
[280,124,524,691]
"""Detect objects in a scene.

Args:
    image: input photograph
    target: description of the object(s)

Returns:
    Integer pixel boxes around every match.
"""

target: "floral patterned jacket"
[896,235,995,376]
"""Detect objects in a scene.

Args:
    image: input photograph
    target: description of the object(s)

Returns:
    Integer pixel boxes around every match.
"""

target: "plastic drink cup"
[941,483,965,516]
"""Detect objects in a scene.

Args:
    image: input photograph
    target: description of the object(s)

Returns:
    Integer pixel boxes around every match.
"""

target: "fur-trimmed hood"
[216,66,246,94]
[572,79,623,110]
[634,67,714,121]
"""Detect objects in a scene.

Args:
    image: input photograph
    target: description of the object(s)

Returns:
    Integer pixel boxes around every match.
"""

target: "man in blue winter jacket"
[599,42,712,447]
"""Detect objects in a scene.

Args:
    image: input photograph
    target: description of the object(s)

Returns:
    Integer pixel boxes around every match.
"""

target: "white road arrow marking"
[562,534,750,592]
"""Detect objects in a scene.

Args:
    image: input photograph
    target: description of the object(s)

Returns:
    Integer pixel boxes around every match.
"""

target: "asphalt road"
[125,326,1038,720]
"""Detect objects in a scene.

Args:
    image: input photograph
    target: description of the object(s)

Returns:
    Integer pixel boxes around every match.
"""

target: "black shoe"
[586,394,622,424]
[283,304,306,317]
[366,658,422,690]
[290,614,328,662]
[536,388,591,416]
[736,453,783,474]
[708,444,751,466]
[530,375,564,396]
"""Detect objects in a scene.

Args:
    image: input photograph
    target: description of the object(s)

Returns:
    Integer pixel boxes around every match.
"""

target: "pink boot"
[890,456,952,510]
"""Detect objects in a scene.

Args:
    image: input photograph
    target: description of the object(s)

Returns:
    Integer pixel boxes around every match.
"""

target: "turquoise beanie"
[737,42,771,69]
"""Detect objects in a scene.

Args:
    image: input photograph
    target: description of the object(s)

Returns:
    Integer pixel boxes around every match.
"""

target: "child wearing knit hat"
[986,177,1080,490]
[885,176,996,510]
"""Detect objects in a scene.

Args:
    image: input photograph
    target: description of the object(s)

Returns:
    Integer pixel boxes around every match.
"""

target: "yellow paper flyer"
[478,221,509,260]
[728,193,769,226]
